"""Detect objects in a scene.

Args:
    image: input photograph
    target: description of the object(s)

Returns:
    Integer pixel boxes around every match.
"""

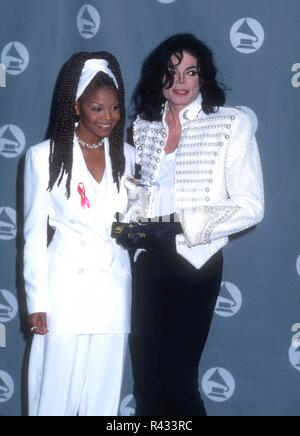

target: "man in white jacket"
[129,34,264,416]
[24,51,134,416]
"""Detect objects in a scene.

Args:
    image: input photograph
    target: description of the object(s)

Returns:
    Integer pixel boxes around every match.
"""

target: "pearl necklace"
[76,135,104,149]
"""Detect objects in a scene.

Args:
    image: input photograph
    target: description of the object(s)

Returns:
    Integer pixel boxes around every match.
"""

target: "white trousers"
[28,334,127,416]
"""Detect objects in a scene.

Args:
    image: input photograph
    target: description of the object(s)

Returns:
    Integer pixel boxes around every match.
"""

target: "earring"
[74,104,80,123]
[75,101,80,116]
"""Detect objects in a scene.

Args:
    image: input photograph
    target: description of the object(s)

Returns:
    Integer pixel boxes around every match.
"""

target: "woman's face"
[163,51,200,111]
[75,86,120,142]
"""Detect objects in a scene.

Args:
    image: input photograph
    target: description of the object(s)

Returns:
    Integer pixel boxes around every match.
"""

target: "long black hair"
[132,33,226,121]
[47,51,126,198]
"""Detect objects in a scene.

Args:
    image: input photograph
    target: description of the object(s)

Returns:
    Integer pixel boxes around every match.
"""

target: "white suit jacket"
[24,137,135,335]
[134,96,264,269]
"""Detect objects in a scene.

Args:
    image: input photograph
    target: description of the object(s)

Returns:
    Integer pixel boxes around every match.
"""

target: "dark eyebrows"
[88,101,120,110]
[88,97,120,105]
[170,64,198,72]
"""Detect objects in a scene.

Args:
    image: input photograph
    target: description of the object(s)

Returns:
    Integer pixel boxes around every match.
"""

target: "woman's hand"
[28,312,48,335]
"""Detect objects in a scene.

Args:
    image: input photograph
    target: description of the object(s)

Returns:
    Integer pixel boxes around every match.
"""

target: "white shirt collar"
[163,93,203,126]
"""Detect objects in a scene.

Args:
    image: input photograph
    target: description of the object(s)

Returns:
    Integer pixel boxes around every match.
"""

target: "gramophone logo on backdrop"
[77,5,101,39]
[230,18,264,54]
[120,394,135,416]
[0,207,17,241]
[296,255,300,277]
[0,289,18,324]
[0,370,14,403]
[215,281,242,318]
[0,63,6,88]
[0,125,26,159]
[1,42,29,75]
[202,368,235,402]
[289,323,300,371]
[289,343,300,372]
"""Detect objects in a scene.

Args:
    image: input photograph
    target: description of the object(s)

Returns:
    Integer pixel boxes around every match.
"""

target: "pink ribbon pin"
[77,183,91,209]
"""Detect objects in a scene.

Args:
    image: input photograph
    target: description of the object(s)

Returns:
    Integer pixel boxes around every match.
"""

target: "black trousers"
[130,245,223,416]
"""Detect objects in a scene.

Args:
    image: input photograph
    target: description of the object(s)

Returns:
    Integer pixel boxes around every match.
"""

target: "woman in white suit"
[23,51,135,416]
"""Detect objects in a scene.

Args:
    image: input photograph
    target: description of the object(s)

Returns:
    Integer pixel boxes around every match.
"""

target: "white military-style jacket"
[133,95,264,269]
[24,137,135,335]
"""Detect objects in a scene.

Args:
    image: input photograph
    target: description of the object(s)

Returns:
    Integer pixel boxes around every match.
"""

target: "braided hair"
[47,51,126,197]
